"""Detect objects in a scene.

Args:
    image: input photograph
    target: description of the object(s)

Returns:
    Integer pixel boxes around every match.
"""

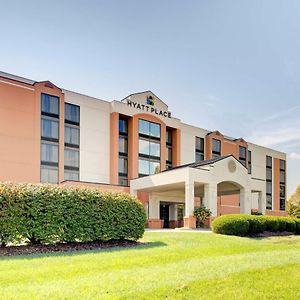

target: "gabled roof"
[163,154,247,172]
[121,90,168,107]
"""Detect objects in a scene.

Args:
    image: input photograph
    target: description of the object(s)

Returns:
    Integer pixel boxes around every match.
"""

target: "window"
[266,156,272,210]
[195,137,204,162]
[139,159,160,176]
[41,142,59,165]
[41,94,59,116]
[41,117,59,141]
[239,146,246,166]
[119,119,128,134]
[248,150,252,174]
[64,149,79,168]
[212,139,221,158]
[64,103,80,181]
[119,136,128,154]
[65,103,80,124]
[41,94,60,184]
[138,119,161,176]
[64,169,79,181]
[41,165,58,184]
[138,119,160,139]
[280,159,286,210]
[119,117,128,185]
[65,125,79,147]
[166,129,173,169]
[118,157,128,175]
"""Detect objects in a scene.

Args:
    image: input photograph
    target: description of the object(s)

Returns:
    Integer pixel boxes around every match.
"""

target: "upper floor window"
[266,155,273,210]
[139,119,160,139]
[280,159,286,211]
[166,129,172,146]
[195,137,204,162]
[239,146,247,166]
[119,119,128,134]
[65,126,79,147]
[41,116,59,141]
[248,150,252,174]
[65,103,80,125]
[41,93,59,116]
[212,139,221,158]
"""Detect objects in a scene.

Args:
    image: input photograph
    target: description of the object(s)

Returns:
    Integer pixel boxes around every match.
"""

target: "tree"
[194,206,212,228]
[287,185,300,218]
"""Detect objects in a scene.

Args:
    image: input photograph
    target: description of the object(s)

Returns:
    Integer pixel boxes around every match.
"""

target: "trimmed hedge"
[0,183,147,246]
[212,214,300,236]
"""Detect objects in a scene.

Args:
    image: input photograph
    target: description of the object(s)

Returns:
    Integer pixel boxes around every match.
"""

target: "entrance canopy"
[130,155,265,228]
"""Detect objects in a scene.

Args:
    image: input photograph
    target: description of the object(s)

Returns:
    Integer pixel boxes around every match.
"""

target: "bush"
[212,215,250,236]
[194,206,212,228]
[0,183,146,246]
[295,219,300,235]
[212,214,298,236]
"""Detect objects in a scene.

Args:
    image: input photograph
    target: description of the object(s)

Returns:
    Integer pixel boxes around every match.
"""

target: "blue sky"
[1,0,299,196]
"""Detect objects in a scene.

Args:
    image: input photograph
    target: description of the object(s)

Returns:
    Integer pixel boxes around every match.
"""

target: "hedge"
[0,183,147,246]
[212,214,300,236]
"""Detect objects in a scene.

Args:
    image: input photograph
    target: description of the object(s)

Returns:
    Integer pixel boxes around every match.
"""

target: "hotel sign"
[126,95,172,118]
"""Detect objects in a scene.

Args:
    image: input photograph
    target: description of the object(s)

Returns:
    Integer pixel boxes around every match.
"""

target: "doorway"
[160,204,170,228]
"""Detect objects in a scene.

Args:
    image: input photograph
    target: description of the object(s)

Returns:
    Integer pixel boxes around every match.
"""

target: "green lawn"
[1,232,300,299]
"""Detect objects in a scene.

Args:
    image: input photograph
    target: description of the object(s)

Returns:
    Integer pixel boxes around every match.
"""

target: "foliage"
[193,206,212,227]
[0,183,146,246]
[287,185,300,218]
[212,214,299,236]
[212,215,250,236]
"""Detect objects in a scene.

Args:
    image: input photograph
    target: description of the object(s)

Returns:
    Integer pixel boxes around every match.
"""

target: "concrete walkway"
[145,228,212,233]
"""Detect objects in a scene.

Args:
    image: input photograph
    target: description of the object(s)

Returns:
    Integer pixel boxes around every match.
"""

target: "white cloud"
[290,152,300,160]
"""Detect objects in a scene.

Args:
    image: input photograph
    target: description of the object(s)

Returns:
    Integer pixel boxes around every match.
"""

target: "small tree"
[287,185,300,218]
[194,206,212,228]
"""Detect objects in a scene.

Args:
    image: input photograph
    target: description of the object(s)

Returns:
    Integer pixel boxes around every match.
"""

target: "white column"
[185,181,194,217]
[203,183,217,217]
[240,187,252,214]
[148,194,160,219]
[258,191,266,214]
[170,204,178,221]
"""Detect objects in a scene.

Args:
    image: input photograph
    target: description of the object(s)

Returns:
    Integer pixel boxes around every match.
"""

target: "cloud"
[290,152,300,160]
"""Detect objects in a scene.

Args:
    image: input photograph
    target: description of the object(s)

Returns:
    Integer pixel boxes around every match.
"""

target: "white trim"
[0,79,34,91]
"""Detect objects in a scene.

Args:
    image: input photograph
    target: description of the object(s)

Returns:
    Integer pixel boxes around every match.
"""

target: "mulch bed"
[0,240,142,257]
[249,231,295,238]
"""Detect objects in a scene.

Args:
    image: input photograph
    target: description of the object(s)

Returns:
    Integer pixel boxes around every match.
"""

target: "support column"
[203,183,218,217]
[258,191,266,214]
[169,204,178,228]
[240,187,252,214]
[148,194,163,229]
[184,181,196,228]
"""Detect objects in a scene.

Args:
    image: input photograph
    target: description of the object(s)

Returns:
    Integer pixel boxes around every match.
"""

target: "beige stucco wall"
[64,90,111,183]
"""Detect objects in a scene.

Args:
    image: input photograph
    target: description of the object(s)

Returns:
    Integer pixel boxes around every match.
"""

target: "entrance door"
[160,204,170,228]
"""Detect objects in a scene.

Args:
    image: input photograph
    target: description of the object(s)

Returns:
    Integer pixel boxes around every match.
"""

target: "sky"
[1,0,299,196]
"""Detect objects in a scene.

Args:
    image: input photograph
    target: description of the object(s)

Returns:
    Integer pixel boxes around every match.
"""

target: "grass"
[0,232,300,299]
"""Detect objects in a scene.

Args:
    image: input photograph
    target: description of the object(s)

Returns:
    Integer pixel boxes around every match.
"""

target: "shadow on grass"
[0,240,168,261]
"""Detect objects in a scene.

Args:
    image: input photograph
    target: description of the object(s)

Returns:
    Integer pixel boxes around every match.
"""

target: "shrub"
[193,206,212,228]
[262,216,279,232]
[247,216,266,234]
[212,214,299,236]
[295,219,300,235]
[0,183,146,246]
[212,215,249,236]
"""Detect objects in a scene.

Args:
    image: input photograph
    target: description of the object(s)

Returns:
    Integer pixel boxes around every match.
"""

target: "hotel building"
[0,71,287,228]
